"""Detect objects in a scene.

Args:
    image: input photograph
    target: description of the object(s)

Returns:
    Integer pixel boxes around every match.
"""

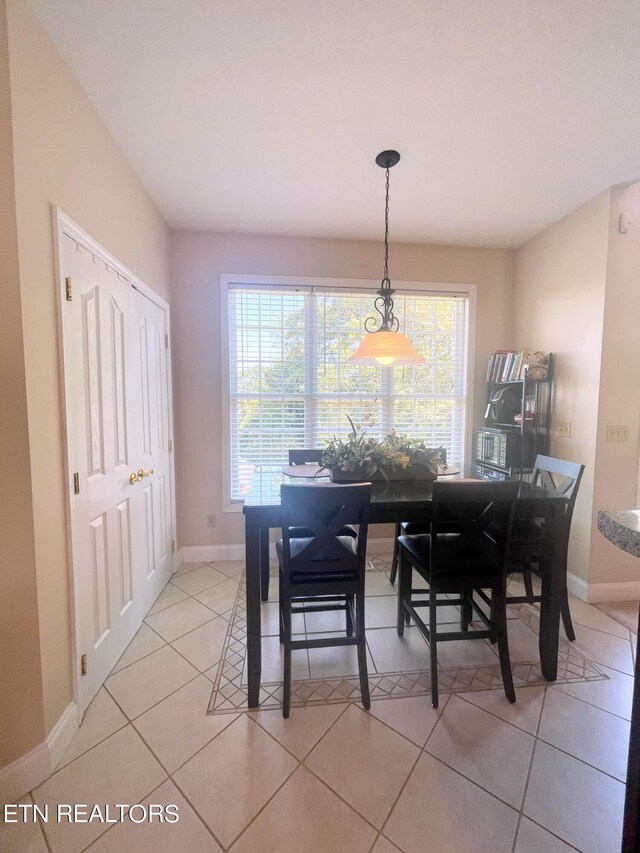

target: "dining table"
[242,464,569,707]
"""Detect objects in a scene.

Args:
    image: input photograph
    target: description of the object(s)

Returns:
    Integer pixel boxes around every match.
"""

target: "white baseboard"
[568,571,640,603]
[46,701,79,771]
[173,547,184,572]
[183,537,396,565]
[0,742,49,803]
[567,572,589,602]
[584,580,640,604]
[182,544,245,563]
[0,701,79,802]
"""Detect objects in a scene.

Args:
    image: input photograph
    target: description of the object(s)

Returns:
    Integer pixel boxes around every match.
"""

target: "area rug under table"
[207,557,606,714]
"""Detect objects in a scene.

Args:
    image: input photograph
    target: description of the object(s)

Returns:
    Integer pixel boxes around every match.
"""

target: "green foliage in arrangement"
[321,415,443,481]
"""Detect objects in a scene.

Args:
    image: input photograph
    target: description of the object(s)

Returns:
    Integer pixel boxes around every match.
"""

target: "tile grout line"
[76,778,171,852]
[213,715,303,850]
[456,687,545,737]
[149,773,227,852]
[548,677,632,721]
[509,685,548,853]
[104,670,202,727]
[376,694,453,845]
[224,702,386,846]
[424,750,523,826]
[247,702,349,764]
[53,715,130,774]
[511,687,604,853]
[151,709,243,779]
[28,790,53,853]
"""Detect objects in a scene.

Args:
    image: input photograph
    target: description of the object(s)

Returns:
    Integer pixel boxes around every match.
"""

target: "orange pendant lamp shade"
[347,329,425,366]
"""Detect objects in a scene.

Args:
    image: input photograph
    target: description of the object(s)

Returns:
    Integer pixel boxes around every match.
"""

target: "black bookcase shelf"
[474,353,553,481]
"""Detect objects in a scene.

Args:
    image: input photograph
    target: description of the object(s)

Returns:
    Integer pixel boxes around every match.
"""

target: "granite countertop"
[597,509,640,558]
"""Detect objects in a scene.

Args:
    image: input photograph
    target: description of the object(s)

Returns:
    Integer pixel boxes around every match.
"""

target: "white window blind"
[227,284,469,500]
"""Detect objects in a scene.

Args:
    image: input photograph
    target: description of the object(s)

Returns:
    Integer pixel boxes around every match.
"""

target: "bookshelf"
[474,352,553,481]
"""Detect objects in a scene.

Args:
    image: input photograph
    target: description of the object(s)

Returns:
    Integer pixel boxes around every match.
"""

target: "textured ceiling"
[30,0,640,248]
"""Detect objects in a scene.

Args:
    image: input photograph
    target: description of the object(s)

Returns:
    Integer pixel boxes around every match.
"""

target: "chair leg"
[389,522,401,586]
[461,589,472,631]
[560,586,576,641]
[279,568,285,643]
[522,570,535,601]
[346,594,354,637]
[493,583,516,704]
[429,590,439,708]
[397,551,410,637]
[282,599,292,718]
[355,590,370,709]
[260,528,270,601]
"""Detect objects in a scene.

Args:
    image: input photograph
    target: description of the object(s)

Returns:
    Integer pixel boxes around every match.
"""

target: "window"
[222,276,473,504]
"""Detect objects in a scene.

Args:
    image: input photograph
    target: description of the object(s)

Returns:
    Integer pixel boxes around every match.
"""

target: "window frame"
[220,274,477,512]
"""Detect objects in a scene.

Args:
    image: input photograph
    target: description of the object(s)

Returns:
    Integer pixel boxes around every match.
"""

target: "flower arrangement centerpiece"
[321,415,444,482]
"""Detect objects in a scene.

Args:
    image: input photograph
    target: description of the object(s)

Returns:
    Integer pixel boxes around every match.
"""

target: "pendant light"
[347,150,424,366]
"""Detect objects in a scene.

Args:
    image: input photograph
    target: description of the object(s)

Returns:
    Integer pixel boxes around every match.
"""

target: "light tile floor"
[1,557,634,852]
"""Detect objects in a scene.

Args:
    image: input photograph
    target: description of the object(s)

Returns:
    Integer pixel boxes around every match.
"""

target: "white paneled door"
[58,221,174,717]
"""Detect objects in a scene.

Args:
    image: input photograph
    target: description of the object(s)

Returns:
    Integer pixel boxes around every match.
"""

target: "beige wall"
[170,230,512,548]
[589,181,640,585]
[0,0,45,769]
[513,189,632,587]
[5,0,170,737]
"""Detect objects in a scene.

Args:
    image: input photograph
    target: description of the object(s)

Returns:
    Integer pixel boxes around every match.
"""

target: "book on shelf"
[486,350,524,383]
[486,350,550,383]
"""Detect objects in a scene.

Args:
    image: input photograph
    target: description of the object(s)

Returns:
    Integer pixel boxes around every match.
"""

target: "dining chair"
[277,482,372,717]
[389,448,448,586]
[396,479,519,707]
[257,448,359,602]
[288,448,324,466]
[502,455,585,640]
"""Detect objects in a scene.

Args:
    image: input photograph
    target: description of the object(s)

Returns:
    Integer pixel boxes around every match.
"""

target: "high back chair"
[261,449,358,601]
[289,447,357,552]
[505,455,585,640]
[389,447,448,585]
[288,448,324,465]
[277,482,371,717]
[396,480,519,707]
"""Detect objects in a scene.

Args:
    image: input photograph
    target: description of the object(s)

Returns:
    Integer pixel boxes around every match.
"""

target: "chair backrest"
[288,448,324,465]
[430,480,520,575]
[280,483,371,576]
[531,455,585,525]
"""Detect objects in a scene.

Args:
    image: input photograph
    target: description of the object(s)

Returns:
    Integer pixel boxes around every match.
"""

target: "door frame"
[52,206,178,717]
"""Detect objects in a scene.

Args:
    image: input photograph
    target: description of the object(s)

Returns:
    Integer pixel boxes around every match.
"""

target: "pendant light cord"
[383,166,390,285]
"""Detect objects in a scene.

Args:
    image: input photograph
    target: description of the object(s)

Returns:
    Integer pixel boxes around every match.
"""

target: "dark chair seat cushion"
[398,533,499,589]
[288,523,357,539]
[401,520,461,535]
[276,534,358,564]
[510,517,544,542]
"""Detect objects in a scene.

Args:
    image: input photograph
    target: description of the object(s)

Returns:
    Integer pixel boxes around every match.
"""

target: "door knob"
[129,469,153,485]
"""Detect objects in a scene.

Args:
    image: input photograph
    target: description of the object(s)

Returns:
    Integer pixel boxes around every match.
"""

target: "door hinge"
[81,654,87,676]
[65,276,73,301]
[165,334,169,349]
[73,473,80,495]
[171,539,176,553]
[168,439,173,452]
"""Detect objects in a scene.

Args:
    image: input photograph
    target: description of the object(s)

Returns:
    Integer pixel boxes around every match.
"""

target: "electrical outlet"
[606,425,629,442]
[556,422,571,438]
[206,513,217,528]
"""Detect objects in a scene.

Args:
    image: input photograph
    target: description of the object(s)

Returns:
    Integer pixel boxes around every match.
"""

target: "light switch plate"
[606,425,629,442]
[557,422,571,437]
